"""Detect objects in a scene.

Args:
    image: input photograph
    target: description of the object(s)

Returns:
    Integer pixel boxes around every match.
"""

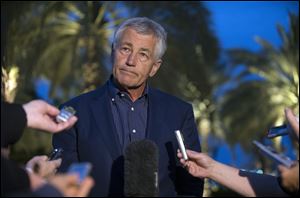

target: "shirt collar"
[108,75,148,100]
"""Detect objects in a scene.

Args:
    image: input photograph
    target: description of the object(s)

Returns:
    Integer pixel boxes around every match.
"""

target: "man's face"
[112,28,161,90]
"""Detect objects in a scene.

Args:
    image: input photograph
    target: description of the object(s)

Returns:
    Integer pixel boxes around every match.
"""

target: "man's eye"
[121,47,130,53]
[141,53,147,57]
[139,53,149,61]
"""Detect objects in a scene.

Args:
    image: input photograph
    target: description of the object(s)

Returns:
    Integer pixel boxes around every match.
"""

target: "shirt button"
[131,107,134,111]
[121,93,125,97]
[111,98,115,102]
[132,129,136,133]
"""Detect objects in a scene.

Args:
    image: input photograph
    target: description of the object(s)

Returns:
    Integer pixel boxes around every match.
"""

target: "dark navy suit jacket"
[53,81,203,196]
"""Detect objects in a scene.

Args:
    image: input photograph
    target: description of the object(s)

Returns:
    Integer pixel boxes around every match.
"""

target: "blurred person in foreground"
[178,108,299,197]
[277,108,299,196]
[25,155,62,178]
[53,17,203,196]
[1,100,94,197]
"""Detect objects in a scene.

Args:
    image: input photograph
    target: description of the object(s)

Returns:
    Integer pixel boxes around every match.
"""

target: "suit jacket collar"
[146,88,163,143]
[90,82,122,159]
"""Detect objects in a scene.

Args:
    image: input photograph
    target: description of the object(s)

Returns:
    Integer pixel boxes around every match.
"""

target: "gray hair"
[113,17,167,59]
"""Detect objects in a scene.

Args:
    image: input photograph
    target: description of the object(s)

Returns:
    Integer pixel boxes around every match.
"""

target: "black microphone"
[124,139,159,197]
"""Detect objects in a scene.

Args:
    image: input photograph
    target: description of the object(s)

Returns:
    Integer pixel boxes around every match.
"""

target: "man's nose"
[126,52,138,66]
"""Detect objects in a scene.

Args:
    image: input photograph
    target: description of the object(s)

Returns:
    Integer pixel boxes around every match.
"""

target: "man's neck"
[126,87,145,102]
[113,79,146,102]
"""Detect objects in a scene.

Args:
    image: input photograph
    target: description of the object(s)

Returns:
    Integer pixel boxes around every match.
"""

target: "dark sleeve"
[1,156,30,196]
[33,184,63,197]
[1,101,27,147]
[176,104,204,196]
[4,185,63,197]
[1,159,63,197]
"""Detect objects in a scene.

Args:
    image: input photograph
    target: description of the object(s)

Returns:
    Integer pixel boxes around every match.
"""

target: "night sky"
[205,1,299,51]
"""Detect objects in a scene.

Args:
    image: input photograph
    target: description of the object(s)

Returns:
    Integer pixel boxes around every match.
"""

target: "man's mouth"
[119,68,137,76]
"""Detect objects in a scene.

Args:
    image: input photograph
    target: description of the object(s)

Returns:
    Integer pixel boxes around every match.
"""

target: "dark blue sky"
[205,1,299,51]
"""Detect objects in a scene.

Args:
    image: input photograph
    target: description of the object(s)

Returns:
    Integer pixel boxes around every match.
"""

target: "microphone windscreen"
[124,139,159,197]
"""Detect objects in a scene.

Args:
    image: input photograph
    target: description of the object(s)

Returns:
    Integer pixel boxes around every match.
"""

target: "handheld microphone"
[124,139,159,197]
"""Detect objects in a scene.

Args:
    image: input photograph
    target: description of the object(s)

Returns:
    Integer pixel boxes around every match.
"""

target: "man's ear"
[149,60,162,77]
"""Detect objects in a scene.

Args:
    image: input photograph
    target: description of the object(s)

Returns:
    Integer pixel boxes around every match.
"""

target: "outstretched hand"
[26,155,62,178]
[278,162,299,193]
[23,100,77,133]
[177,149,215,179]
[48,174,94,197]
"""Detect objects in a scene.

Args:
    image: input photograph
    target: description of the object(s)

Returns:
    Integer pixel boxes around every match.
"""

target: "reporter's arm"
[1,102,27,147]
[1,156,31,195]
[208,159,257,196]
[208,160,288,196]
[1,100,78,148]
[22,100,77,133]
[180,151,258,196]
[179,150,289,197]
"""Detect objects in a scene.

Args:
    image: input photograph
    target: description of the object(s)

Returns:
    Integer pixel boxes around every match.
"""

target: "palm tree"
[216,13,299,153]
[2,1,122,162]
[3,1,122,104]
[34,2,123,96]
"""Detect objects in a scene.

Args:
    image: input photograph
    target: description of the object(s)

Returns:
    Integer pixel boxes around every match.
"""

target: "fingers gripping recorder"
[68,162,92,184]
[175,130,188,160]
[56,106,76,123]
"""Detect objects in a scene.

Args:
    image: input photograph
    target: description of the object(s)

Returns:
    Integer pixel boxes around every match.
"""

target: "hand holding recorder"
[22,100,78,133]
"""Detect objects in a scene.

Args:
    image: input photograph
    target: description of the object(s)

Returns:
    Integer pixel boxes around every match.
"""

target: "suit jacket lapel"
[90,85,122,159]
[146,89,163,142]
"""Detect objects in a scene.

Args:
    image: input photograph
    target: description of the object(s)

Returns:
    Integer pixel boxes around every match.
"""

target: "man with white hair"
[53,17,203,196]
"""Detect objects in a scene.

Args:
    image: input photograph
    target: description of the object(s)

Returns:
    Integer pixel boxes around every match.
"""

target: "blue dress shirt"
[108,78,148,152]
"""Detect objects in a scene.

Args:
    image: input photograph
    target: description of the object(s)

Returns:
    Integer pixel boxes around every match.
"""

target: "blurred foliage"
[1,66,19,102]
[2,1,122,103]
[215,13,299,153]
[1,1,122,163]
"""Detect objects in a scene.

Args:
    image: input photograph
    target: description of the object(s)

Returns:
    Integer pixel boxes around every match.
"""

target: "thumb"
[278,165,287,173]
[51,158,62,168]
[46,104,60,116]
[186,150,200,159]
[63,174,79,185]
[76,177,94,197]
[39,155,49,161]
